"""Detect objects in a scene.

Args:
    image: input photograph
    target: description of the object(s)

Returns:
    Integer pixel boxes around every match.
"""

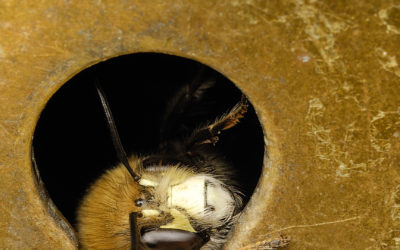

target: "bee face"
[77,158,241,249]
[140,168,239,229]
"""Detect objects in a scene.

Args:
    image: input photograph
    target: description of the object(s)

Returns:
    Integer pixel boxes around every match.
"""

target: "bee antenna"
[94,79,141,182]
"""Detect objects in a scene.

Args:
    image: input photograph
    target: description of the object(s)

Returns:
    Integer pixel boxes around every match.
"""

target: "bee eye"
[135,198,145,207]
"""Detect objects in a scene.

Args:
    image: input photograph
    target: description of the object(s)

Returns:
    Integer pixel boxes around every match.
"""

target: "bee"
[76,70,249,249]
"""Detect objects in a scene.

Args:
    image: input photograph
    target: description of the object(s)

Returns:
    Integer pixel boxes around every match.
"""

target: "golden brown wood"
[0,0,399,248]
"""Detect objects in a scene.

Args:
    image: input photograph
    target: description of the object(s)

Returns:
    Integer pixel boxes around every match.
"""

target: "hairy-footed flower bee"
[77,72,249,249]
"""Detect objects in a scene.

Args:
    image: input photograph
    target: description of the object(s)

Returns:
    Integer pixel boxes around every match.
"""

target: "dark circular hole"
[32,52,264,227]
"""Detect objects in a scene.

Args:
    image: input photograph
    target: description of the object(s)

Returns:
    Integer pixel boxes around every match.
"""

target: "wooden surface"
[0,1,399,248]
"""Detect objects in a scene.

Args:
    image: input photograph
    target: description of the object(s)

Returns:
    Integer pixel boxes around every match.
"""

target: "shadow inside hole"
[32,53,264,227]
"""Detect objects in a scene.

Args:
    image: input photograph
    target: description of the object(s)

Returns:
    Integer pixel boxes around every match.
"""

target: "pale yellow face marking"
[139,174,235,232]
[168,176,206,216]
[142,209,160,217]
[160,209,196,232]
[139,178,157,187]
[168,175,235,223]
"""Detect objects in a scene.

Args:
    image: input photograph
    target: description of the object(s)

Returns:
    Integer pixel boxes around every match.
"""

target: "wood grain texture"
[0,0,399,248]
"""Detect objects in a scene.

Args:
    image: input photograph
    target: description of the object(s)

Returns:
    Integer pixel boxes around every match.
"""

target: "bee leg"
[31,145,41,185]
[240,233,290,250]
[159,65,215,141]
[187,95,248,147]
